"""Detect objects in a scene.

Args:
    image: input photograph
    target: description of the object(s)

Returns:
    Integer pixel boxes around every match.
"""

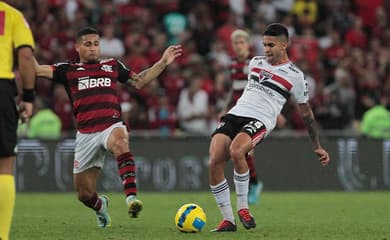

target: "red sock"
[82,192,102,211]
[246,154,258,184]
[117,152,137,197]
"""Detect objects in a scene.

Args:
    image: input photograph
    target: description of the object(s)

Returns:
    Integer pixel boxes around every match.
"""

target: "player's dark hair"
[77,27,99,40]
[263,23,289,41]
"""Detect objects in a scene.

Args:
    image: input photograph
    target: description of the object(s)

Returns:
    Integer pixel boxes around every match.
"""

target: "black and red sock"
[82,192,102,211]
[117,152,137,197]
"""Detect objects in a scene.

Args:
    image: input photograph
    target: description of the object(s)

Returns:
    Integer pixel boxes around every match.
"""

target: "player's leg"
[73,131,111,227]
[209,133,236,232]
[0,98,18,240]
[247,150,263,205]
[73,167,111,227]
[230,132,256,228]
[106,125,142,218]
[230,120,267,229]
[0,157,16,240]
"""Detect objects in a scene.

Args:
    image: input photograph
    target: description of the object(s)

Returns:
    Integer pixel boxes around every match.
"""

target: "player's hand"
[19,101,33,123]
[129,71,140,87]
[314,147,330,166]
[161,45,182,65]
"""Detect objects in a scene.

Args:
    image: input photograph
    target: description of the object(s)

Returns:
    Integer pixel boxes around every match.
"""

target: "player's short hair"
[263,23,289,42]
[231,29,250,42]
[77,27,99,40]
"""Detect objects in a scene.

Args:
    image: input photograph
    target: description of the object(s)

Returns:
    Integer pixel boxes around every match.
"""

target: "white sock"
[210,179,235,224]
[234,169,249,210]
[126,195,136,204]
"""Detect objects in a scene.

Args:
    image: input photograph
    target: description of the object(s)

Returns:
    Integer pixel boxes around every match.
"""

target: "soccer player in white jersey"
[208,23,330,232]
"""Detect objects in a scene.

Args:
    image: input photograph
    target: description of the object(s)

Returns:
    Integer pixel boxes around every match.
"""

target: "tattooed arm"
[298,102,330,166]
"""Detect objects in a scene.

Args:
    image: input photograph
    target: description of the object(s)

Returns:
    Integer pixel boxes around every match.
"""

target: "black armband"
[22,88,35,102]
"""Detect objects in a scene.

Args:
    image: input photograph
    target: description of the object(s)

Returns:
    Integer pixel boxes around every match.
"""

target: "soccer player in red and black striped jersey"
[34,27,182,227]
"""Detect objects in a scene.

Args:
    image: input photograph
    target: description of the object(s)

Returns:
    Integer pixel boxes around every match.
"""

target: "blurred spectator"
[26,97,62,140]
[291,0,318,28]
[161,63,185,106]
[256,0,277,24]
[163,11,187,45]
[354,69,382,119]
[216,13,239,56]
[148,90,178,136]
[124,32,150,73]
[208,39,231,69]
[321,29,346,84]
[345,17,367,49]
[273,0,294,17]
[280,14,296,38]
[99,24,125,58]
[354,0,383,29]
[117,84,132,127]
[360,93,390,139]
[52,84,75,137]
[209,71,230,131]
[289,27,320,77]
[249,19,266,56]
[177,74,210,135]
[188,2,214,56]
[320,67,356,129]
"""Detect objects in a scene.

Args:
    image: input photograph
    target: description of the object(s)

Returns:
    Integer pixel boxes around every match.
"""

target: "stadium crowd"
[11,0,389,137]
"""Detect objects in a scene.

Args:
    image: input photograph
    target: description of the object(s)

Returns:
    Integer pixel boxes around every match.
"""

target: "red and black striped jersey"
[51,58,131,133]
[229,56,252,103]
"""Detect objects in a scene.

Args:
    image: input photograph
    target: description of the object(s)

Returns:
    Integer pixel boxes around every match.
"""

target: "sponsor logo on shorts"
[74,159,79,169]
[217,121,226,129]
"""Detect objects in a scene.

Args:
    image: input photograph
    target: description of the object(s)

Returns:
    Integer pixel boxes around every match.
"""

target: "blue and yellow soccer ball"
[174,203,207,233]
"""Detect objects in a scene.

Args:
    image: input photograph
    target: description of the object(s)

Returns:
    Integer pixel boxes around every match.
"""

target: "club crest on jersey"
[260,70,273,80]
[101,64,113,72]
[78,76,112,90]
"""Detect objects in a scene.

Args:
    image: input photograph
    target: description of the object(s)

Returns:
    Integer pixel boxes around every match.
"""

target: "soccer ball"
[174,203,207,233]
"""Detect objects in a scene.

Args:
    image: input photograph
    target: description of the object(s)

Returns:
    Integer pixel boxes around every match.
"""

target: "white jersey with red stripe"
[228,56,308,131]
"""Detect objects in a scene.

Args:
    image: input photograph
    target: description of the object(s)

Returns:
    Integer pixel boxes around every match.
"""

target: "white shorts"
[73,122,127,174]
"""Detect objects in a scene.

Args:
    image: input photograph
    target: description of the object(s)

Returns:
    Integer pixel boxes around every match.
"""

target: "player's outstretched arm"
[298,102,330,166]
[33,57,54,79]
[130,45,182,89]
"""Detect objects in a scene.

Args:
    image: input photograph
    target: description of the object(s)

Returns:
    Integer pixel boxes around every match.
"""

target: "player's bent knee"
[229,147,245,163]
[208,152,226,167]
[111,138,129,155]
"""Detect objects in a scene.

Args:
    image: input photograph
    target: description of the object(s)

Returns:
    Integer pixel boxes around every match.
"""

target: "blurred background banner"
[15,137,390,192]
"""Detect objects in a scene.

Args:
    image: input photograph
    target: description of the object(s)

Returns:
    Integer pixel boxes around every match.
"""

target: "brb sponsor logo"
[78,76,111,90]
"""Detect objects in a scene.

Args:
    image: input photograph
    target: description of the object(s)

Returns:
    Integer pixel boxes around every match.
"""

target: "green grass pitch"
[11,192,390,240]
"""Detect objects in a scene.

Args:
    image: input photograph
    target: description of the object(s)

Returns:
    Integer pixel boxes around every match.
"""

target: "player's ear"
[280,39,288,51]
[75,42,80,53]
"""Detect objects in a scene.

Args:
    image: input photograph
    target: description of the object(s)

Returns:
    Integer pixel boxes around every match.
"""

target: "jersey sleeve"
[248,57,257,70]
[52,63,69,84]
[116,59,133,83]
[12,10,35,49]
[291,73,309,104]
